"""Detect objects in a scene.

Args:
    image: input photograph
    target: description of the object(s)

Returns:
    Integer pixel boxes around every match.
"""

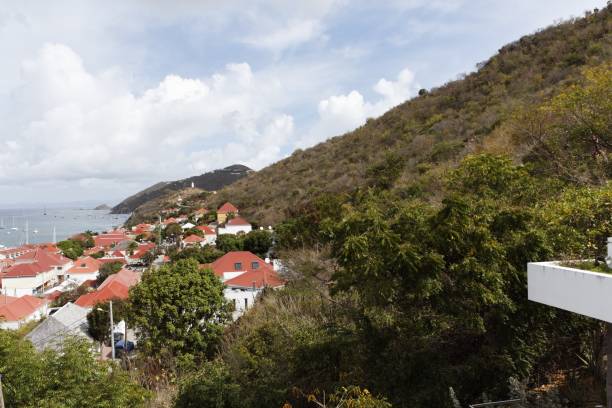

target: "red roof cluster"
[4,249,71,278]
[93,232,129,248]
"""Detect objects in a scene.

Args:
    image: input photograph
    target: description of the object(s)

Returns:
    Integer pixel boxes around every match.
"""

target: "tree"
[242,230,273,258]
[142,250,156,266]
[164,223,183,240]
[130,259,230,359]
[126,241,138,255]
[0,331,149,407]
[171,246,224,264]
[216,234,244,253]
[87,299,131,344]
[57,239,84,260]
[97,261,124,285]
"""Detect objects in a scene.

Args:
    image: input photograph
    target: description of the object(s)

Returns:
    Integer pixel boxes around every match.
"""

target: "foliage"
[216,234,244,253]
[164,223,183,240]
[97,261,124,285]
[242,230,273,258]
[173,360,241,408]
[51,282,91,307]
[171,245,224,264]
[0,331,149,407]
[86,299,130,343]
[129,259,230,360]
[207,6,611,226]
[57,239,84,260]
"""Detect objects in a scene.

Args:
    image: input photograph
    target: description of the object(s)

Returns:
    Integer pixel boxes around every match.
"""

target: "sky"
[0,0,606,207]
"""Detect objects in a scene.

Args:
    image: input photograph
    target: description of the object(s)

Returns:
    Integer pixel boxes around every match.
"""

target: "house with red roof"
[195,225,217,245]
[1,249,73,296]
[193,208,209,221]
[181,234,204,248]
[204,251,284,319]
[65,256,101,283]
[0,294,48,330]
[217,202,239,224]
[75,268,140,309]
[217,216,252,236]
[94,232,129,248]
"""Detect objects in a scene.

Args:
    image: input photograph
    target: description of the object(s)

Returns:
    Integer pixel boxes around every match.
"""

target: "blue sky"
[0,0,606,206]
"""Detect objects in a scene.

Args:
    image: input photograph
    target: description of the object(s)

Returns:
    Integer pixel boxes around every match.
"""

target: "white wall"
[217,225,252,235]
[65,272,98,284]
[224,287,259,320]
[528,261,612,323]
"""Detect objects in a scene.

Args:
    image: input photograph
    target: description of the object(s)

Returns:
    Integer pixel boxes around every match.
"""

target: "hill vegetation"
[112,164,252,215]
[209,7,611,225]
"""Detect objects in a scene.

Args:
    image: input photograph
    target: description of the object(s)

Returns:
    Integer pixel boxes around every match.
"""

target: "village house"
[0,294,48,330]
[64,256,101,283]
[204,251,284,319]
[182,234,204,248]
[94,230,129,248]
[217,216,252,236]
[1,249,73,296]
[195,225,217,245]
[216,202,239,224]
[193,208,209,221]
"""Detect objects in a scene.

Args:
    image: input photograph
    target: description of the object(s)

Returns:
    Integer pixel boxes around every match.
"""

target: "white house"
[217,216,252,236]
[205,251,284,319]
[2,249,73,296]
[0,295,48,330]
[63,256,101,283]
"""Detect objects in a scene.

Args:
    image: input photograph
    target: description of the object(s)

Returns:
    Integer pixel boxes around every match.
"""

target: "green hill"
[210,6,611,225]
[112,164,252,215]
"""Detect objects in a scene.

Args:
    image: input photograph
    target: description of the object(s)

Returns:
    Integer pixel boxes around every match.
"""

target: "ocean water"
[0,208,129,248]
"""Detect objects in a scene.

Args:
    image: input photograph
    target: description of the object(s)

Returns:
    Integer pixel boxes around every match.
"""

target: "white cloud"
[297,67,419,147]
[242,19,326,53]
[0,43,295,188]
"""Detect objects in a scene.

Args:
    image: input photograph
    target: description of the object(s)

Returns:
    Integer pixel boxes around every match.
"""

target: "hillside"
[112,164,252,214]
[209,7,611,226]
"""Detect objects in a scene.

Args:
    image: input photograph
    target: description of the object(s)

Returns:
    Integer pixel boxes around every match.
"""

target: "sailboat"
[0,217,4,229]
[10,216,18,231]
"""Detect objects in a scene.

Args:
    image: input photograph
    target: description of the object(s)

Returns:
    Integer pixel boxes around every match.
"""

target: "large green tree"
[0,331,148,407]
[130,259,230,360]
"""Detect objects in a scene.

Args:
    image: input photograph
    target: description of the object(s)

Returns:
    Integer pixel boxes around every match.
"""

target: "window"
[244,298,248,309]
[251,261,259,270]
[234,262,242,270]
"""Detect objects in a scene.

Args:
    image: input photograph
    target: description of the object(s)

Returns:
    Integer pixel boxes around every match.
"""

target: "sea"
[0,208,130,248]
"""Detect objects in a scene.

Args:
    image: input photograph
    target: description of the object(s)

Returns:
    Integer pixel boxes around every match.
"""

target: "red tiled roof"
[183,234,204,243]
[66,256,101,275]
[16,248,71,268]
[224,267,284,289]
[98,257,127,265]
[226,216,250,226]
[3,262,46,278]
[0,295,46,321]
[195,225,216,235]
[94,233,128,248]
[207,251,268,276]
[75,270,139,308]
[217,202,238,213]
[44,290,62,301]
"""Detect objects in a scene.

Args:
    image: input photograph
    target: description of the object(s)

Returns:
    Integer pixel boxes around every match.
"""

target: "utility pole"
[109,300,115,360]
[0,373,6,408]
